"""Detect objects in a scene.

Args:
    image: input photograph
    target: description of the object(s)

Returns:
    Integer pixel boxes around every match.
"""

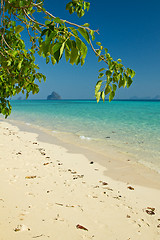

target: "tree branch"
[0,49,6,58]
[23,9,45,27]
[89,38,107,64]
[1,35,13,50]
[33,3,98,33]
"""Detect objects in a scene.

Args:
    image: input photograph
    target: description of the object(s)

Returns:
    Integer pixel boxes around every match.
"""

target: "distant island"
[47,91,61,100]
[129,95,160,100]
[154,95,160,100]
[17,97,23,100]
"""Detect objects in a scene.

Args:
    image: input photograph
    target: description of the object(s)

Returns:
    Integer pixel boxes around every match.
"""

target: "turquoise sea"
[6,100,160,173]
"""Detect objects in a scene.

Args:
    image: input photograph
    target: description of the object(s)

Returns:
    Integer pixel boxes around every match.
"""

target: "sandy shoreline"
[6,118,160,189]
[0,120,160,239]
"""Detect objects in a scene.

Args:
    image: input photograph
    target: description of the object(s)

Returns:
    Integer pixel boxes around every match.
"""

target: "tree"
[0,0,135,117]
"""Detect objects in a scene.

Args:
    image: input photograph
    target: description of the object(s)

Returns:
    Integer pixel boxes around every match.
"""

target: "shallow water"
[6,99,160,172]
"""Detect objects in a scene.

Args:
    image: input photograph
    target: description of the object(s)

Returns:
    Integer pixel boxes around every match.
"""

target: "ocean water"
[6,100,160,172]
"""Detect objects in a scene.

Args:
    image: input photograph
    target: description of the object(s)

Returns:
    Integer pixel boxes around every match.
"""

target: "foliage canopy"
[0,0,135,117]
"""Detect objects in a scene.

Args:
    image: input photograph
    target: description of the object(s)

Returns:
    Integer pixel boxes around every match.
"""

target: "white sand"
[0,121,160,240]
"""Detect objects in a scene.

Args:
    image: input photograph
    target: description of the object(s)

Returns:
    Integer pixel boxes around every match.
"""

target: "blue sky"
[25,0,160,99]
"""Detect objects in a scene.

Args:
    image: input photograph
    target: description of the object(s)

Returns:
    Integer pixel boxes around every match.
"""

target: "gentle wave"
[79,135,91,140]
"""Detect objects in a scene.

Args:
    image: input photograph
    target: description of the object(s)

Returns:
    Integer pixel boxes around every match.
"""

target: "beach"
[1,0,160,238]
[0,120,160,240]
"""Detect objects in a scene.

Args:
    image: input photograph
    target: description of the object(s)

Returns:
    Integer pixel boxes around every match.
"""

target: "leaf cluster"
[0,0,135,117]
[38,20,88,66]
[94,42,135,102]
[66,0,90,18]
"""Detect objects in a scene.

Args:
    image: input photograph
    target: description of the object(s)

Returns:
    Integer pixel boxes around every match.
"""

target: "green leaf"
[98,73,104,79]
[105,85,112,95]
[90,30,95,41]
[95,91,101,103]
[51,42,62,62]
[81,57,85,66]
[66,39,72,49]
[69,7,74,14]
[85,2,90,11]
[65,48,70,62]
[104,48,108,54]
[7,60,12,66]
[46,56,50,64]
[109,91,115,102]
[19,1,24,7]
[75,55,81,65]
[70,27,78,36]
[118,77,125,88]
[83,23,90,27]
[70,47,78,65]
[80,9,85,17]
[95,49,101,56]
[59,42,65,59]
[99,68,105,72]
[96,42,101,46]
[101,91,105,102]
[45,31,56,46]
[117,59,122,62]
[78,28,90,44]
[45,20,51,26]
[127,77,133,88]
[75,38,81,50]
[84,2,87,10]
[81,41,87,58]
[95,80,102,94]
[11,50,18,57]
[131,70,135,78]
[98,56,102,62]
[41,29,49,37]
[54,17,63,24]
[41,42,49,56]
[123,74,127,87]
[66,2,72,10]
[112,84,117,92]
[52,42,62,54]
[15,25,24,33]
[17,60,23,70]
[106,70,112,77]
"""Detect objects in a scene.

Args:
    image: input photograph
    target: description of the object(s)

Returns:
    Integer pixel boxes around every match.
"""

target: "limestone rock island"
[47,91,61,100]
